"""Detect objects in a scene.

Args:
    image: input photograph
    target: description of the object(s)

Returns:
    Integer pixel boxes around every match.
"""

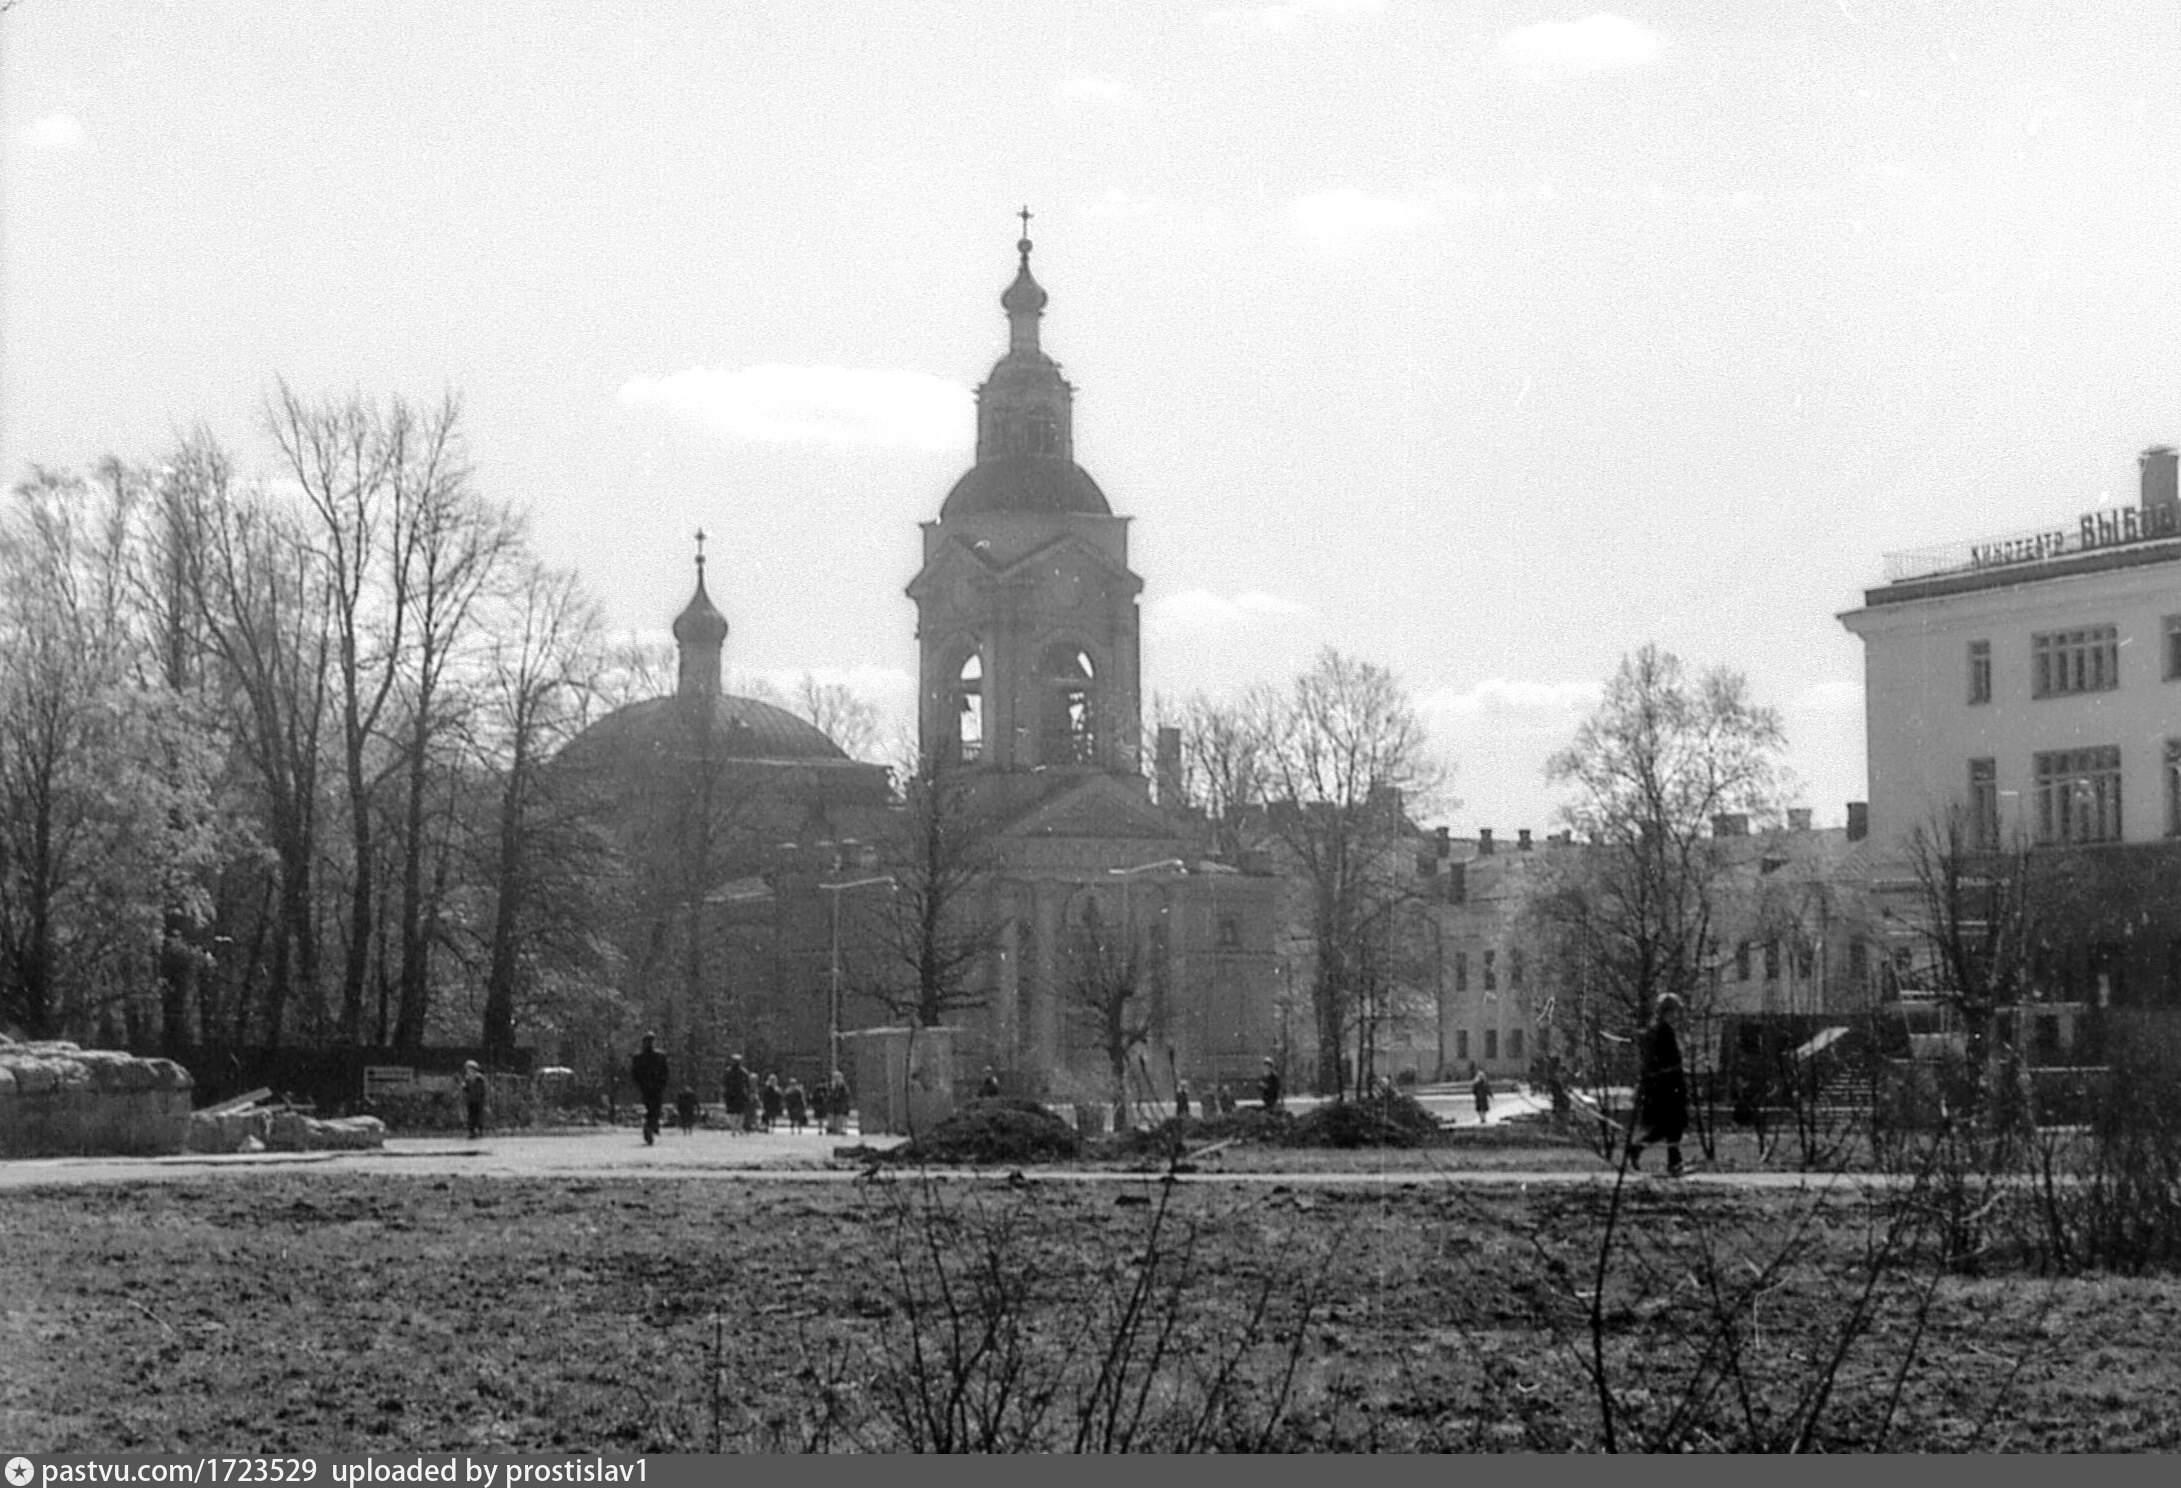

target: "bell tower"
[908,215,1143,781]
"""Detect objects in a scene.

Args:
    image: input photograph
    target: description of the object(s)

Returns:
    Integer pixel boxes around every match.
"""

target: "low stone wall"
[0,1039,194,1158]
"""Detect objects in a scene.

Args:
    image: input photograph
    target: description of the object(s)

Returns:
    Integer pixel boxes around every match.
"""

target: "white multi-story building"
[1839,444,2181,1010]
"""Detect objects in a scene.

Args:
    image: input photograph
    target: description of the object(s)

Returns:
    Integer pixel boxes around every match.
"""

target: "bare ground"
[2,1170,2175,1452]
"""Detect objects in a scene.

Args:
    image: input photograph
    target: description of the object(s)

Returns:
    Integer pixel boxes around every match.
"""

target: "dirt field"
[4,1167,2177,1452]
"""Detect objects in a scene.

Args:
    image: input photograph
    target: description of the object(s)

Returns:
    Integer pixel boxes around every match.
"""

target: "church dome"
[563,693,852,767]
[941,453,1111,519]
[671,574,729,649]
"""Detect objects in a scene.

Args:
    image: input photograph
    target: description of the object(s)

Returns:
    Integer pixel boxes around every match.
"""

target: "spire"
[971,209,1076,468]
[1000,205,1048,355]
[672,529,729,698]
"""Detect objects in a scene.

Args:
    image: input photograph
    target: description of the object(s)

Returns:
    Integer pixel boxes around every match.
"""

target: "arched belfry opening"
[1042,643,1097,767]
[954,651,985,765]
[909,215,1144,781]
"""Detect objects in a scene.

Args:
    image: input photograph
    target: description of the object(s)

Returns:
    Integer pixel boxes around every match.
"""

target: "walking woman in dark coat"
[1627,992,1690,1177]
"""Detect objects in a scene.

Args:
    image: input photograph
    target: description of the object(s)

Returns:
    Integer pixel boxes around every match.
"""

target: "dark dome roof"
[564,694,850,766]
[941,454,1110,520]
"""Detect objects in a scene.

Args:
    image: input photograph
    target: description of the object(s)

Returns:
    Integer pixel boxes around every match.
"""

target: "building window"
[1508,1028,1524,1060]
[1970,757,1999,850]
[1453,952,1468,993]
[2035,746,2123,843]
[1484,1029,1499,1060]
[2167,615,2181,681]
[2032,624,2119,698]
[1848,937,1868,988]
[1793,938,1815,980]
[1456,1029,1469,1061]
[1217,915,1240,949]
[1483,950,1497,991]
[1764,940,1781,981]
[1510,947,1525,989]
[1969,639,1992,704]
[1735,940,1752,982]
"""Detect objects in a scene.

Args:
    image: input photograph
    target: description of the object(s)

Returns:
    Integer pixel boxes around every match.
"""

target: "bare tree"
[1065,902,1153,1117]
[467,561,616,1059]
[791,673,885,761]
[388,429,520,1048]
[165,429,333,1043]
[1532,645,1786,1139]
[1258,650,1446,1098]
[1901,806,2054,1122]
[852,754,1005,1031]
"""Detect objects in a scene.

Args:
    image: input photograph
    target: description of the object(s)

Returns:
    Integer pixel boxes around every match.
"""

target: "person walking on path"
[461,1060,488,1140]
[759,1073,784,1132]
[1627,992,1690,1177]
[631,1033,670,1146]
[1259,1056,1283,1112]
[1472,1067,1493,1122]
[722,1055,752,1134]
[978,1066,1002,1099]
[826,1069,852,1135]
[784,1077,809,1133]
[1174,1080,1192,1120]
[675,1085,700,1135]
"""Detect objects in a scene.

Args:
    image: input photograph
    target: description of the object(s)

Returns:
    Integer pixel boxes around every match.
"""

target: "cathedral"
[565,225,1285,1108]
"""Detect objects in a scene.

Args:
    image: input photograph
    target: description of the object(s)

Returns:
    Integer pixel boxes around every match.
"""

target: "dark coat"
[1635,1021,1689,1143]
[631,1048,670,1102]
[722,1063,752,1114]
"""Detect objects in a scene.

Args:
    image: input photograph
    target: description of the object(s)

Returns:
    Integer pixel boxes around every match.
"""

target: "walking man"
[1259,1056,1283,1112]
[722,1054,752,1134]
[461,1060,488,1140]
[631,1033,670,1147]
[1627,993,1690,1177]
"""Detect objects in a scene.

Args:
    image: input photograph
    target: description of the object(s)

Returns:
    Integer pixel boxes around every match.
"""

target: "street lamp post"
[821,875,895,1078]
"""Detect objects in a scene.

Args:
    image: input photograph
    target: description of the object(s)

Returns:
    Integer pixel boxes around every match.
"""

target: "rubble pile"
[0,1038,194,1157]
[184,1091,386,1153]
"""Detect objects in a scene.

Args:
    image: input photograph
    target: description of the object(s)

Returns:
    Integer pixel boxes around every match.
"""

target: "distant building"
[554,554,894,1087]
[1840,444,2181,1013]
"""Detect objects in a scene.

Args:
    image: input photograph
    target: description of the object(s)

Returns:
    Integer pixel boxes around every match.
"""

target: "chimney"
[1787,808,1813,832]
[1478,828,1495,856]
[1434,825,1450,858]
[1518,828,1533,851]
[1711,813,1749,838]
[1154,726,1183,808]
[1847,802,1869,842]
[2142,446,2180,537]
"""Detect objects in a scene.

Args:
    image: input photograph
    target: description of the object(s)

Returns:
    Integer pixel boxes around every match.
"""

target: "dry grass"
[2,1172,2174,1452]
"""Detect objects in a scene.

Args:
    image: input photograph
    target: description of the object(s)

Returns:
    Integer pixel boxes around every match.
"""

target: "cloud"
[22,113,86,151]
[1789,680,1862,714]
[1206,0,1382,31]
[1420,678,1601,718]
[1291,186,1445,250]
[1145,589,1315,632]
[616,364,971,450]
[1055,74,1132,103]
[1490,13,1660,81]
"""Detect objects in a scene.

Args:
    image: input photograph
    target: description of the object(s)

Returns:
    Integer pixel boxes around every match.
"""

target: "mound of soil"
[885,1098,1081,1165]
[1280,1090,1444,1149]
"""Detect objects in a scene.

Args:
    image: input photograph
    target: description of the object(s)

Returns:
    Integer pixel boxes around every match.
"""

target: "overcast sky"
[7,1,2179,836]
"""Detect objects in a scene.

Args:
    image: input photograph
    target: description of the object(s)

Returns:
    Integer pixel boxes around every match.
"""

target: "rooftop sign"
[1884,501,2181,584]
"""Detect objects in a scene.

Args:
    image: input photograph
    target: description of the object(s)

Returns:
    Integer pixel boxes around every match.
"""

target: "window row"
[1965,618,2181,703]
[1452,1026,1530,1064]
[1451,947,1525,993]
[1963,747,2126,846]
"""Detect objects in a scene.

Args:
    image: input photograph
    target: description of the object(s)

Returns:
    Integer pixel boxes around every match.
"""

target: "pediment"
[999,774,1190,843]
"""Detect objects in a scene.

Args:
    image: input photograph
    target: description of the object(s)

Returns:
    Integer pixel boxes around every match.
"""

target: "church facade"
[900,228,1286,1105]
